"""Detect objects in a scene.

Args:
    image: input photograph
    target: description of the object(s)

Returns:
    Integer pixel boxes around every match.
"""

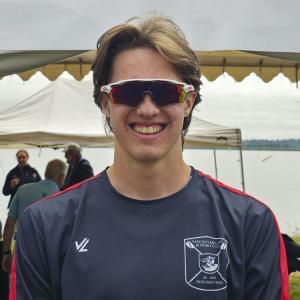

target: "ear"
[100,94,110,117]
[184,92,197,117]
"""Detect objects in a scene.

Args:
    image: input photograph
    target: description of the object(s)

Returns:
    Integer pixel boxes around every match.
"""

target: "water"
[184,149,300,235]
[0,148,299,235]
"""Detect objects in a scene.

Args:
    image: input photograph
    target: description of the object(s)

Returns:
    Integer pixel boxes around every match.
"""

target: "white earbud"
[184,107,190,117]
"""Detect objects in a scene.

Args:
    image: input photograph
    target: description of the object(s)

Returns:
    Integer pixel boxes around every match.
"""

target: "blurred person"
[2,150,41,207]
[62,142,94,190]
[282,234,300,274]
[1,159,66,274]
[13,15,289,300]
[0,219,9,300]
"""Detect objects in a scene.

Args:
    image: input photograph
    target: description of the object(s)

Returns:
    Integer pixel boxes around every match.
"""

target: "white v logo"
[75,238,89,252]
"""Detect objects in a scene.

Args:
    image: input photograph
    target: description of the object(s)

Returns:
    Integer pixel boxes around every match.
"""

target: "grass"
[290,273,300,300]
[293,236,300,244]
[289,236,300,299]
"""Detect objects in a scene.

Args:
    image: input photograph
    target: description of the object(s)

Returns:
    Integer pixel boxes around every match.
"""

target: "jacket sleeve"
[2,171,13,196]
[244,208,289,300]
[13,207,53,300]
[78,161,94,182]
[34,169,42,182]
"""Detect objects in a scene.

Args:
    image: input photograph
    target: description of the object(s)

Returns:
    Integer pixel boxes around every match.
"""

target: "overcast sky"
[0,0,299,139]
[0,0,300,51]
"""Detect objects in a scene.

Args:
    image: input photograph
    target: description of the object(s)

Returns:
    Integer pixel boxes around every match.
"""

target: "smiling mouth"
[131,124,165,134]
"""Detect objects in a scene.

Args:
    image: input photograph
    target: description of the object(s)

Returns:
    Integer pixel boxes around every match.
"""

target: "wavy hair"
[92,14,202,143]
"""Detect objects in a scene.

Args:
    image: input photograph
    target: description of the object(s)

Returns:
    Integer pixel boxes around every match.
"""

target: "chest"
[59,201,245,299]
[13,168,36,182]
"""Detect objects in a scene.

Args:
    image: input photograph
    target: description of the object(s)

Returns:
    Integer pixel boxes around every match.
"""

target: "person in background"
[0,219,9,300]
[13,14,289,300]
[62,142,94,190]
[2,150,41,208]
[282,234,300,274]
[1,159,66,274]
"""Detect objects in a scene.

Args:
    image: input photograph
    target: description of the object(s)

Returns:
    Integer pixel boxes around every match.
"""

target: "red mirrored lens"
[110,81,183,106]
[111,81,142,106]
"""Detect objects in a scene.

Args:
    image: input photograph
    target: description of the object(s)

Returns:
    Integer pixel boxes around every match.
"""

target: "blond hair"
[92,14,202,139]
[44,159,67,181]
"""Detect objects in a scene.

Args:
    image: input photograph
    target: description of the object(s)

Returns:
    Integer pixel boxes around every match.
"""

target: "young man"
[13,15,289,299]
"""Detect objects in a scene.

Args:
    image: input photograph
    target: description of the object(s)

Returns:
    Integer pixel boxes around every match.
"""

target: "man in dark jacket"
[62,143,94,190]
[282,234,300,274]
[2,150,41,207]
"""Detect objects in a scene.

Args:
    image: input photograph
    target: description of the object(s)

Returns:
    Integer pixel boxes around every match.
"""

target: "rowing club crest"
[184,236,229,291]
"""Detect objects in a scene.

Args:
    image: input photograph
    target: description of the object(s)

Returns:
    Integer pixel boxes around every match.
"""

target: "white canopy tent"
[0,79,114,148]
[0,79,244,188]
[0,78,241,148]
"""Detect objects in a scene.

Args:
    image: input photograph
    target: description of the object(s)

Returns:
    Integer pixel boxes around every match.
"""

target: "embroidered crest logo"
[184,236,229,291]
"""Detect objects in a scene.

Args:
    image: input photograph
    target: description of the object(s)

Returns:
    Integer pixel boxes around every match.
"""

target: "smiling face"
[101,47,195,164]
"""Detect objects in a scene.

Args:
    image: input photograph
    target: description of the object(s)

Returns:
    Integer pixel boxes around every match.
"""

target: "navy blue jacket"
[2,164,41,207]
[62,158,94,190]
[13,168,289,300]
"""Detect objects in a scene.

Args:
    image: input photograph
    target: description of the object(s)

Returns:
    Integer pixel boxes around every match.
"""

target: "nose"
[136,93,160,118]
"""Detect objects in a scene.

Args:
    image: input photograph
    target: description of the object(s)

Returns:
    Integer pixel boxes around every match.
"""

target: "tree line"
[242,139,300,150]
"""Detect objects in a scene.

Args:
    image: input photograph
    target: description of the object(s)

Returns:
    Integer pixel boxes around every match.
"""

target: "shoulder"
[7,166,19,176]
[32,180,58,193]
[194,169,282,252]
[195,169,273,217]
[16,182,36,194]
[10,184,33,208]
[25,173,102,221]
[26,165,39,173]
[41,179,58,189]
[78,158,92,167]
[20,173,103,243]
[77,159,93,173]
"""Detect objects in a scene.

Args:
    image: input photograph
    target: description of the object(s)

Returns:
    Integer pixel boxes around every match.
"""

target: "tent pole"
[239,146,245,192]
[238,129,245,192]
[213,149,218,180]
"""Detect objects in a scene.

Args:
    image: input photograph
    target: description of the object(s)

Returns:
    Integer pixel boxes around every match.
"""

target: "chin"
[128,147,167,164]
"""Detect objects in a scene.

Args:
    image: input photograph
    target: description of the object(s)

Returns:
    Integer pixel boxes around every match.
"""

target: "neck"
[107,146,191,200]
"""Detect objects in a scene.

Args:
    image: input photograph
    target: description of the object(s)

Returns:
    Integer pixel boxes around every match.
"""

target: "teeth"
[133,125,163,134]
